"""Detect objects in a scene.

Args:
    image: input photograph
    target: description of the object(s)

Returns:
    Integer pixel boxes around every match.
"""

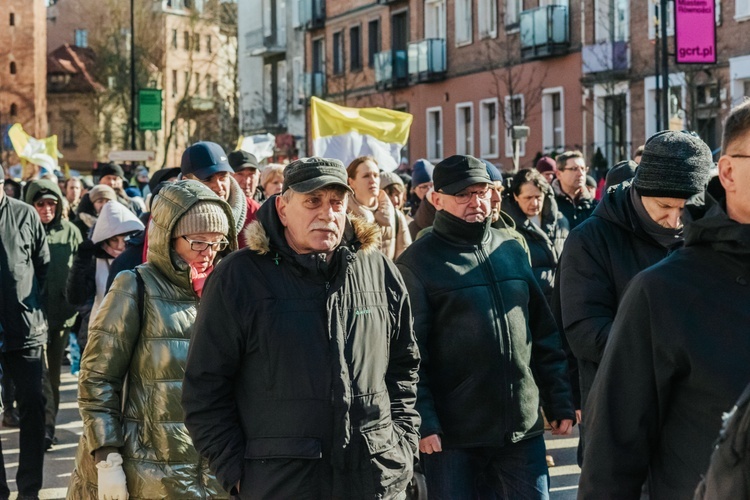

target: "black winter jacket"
[556,182,669,411]
[551,179,597,230]
[396,210,574,448]
[0,194,49,351]
[183,198,420,499]
[579,193,750,499]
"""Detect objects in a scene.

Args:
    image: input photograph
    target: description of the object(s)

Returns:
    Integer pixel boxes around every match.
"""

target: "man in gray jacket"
[0,166,49,499]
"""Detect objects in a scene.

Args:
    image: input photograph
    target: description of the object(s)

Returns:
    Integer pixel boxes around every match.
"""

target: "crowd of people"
[0,100,748,500]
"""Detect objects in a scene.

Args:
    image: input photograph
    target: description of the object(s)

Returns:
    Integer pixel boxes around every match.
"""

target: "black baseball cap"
[180,141,233,181]
[98,162,125,179]
[434,155,492,195]
[148,167,181,192]
[228,150,260,172]
[283,157,353,194]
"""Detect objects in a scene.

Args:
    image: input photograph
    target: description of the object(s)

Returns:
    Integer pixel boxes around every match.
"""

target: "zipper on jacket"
[477,246,512,432]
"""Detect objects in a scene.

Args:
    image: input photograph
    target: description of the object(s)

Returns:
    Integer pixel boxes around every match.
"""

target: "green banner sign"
[138,89,162,131]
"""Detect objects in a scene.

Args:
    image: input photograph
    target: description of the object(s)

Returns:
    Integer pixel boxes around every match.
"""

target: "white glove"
[96,452,129,500]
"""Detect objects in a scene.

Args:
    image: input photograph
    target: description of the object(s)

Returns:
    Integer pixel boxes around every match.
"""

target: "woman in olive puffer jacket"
[67,180,237,499]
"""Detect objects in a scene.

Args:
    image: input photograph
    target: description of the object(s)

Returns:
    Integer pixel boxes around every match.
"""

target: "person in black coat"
[397,155,574,498]
[182,158,420,499]
[556,132,713,465]
[579,101,750,498]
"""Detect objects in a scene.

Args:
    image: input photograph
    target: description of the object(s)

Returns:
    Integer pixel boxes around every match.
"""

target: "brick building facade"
[296,0,750,173]
[0,0,47,168]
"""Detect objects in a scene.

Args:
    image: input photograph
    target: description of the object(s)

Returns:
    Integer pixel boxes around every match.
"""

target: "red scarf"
[190,265,214,297]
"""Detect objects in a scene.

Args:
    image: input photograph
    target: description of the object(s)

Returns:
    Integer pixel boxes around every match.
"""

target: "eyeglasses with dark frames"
[181,236,229,252]
[447,187,492,204]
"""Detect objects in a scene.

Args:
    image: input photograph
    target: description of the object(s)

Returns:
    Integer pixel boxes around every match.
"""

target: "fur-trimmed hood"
[242,195,381,257]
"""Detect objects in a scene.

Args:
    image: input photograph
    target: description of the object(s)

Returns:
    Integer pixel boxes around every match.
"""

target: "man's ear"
[432,191,444,211]
[275,195,287,226]
[718,156,736,195]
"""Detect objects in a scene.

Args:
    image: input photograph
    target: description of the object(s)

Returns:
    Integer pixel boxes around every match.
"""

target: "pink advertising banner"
[674,0,717,64]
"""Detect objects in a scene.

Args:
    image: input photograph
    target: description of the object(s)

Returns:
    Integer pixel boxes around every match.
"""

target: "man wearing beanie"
[183,157,420,498]
[580,104,750,499]
[535,156,558,184]
[407,159,437,239]
[396,155,574,498]
[555,130,713,467]
[96,162,141,215]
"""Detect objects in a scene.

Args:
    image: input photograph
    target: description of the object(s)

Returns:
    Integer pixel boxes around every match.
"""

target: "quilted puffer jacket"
[67,180,237,499]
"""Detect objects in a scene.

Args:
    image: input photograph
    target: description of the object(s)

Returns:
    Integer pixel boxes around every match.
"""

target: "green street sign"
[138,89,162,131]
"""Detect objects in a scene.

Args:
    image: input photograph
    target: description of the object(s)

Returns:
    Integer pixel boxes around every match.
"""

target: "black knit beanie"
[633,130,712,199]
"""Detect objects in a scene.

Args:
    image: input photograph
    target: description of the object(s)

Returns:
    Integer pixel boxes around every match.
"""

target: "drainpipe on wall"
[581,0,587,159]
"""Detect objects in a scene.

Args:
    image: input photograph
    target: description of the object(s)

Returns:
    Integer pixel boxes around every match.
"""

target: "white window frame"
[479,97,500,159]
[593,81,631,162]
[426,106,444,163]
[505,94,526,158]
[454,0,473,46]
[736,0,750,21]
[643,73,687,140]
[542,87,565,154]
[730,55,750,105]
[505,0,522,28]
[478,0,498,39]
[594,0,629,43]
[425,0,447,39]
[648,0,674,39]
[455,102,474,156]
[277,59,288,124]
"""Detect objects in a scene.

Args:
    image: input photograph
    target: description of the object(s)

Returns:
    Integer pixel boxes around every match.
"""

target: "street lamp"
[130,0,136,150]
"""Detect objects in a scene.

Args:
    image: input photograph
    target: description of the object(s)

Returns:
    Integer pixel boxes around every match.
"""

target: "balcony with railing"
[519,5,570,60]
[245,27,286,57]
[582,41,630,74]
[374,50,408,90]
[303,72,326,98]
[299,0,325,30]
[408,39,447,84]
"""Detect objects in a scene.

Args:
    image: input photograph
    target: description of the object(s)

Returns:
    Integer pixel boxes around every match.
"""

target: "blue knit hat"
[481,159,503,182]
[411,159,434,186]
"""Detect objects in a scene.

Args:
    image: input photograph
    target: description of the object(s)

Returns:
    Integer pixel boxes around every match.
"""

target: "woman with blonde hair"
[260,163,285,199]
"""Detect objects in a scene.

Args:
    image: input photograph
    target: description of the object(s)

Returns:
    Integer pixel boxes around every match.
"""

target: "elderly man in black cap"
[182,157,420,499]
[579,104,750,499]
[555,130,713,466]
[396,155,574,499]
[227,150,261,246]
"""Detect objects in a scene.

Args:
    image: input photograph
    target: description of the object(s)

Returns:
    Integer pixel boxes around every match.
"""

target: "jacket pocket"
[244,437,322,460]
[361,423,413,495]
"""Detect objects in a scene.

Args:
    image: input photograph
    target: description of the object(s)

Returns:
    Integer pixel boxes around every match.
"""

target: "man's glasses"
[182,236,229,252]
[560,166,588,173]
[449,187,492,204]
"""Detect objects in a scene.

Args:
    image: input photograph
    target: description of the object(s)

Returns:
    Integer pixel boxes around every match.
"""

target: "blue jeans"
[422,435,550,500]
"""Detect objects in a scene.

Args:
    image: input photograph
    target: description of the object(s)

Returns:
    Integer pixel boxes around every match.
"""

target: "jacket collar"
[432,209,491,246]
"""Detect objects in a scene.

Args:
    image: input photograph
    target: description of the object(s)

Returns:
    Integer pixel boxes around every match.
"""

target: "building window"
[184,31,190,50]
[350,25,362,71]
[368,19,380,68]
[206,35,212,54]
[333,31,344,75]
[480,98,499,158]
[205,74,212,98]
[604,94,628,164]
[744,80,750,97]
[293,56,304,110]
[9,103,17,116]
[62,116,76,148]
[172,29,178,49]
[194,33,200,52]
[74,29,88,47]
[505,0,523,28]
[9,13,14,26]
[736,0,750,18]
[172,70,178,97]
[194,73,201,94]
[478,0,497,38]
[312,38,325,73]
[263,63,274,118]
[542,88,565,154]
[596,0,629,42]
[425,0,447,39]
[505,94,526,157]
[9,62,16,75]
[426,107,443,162]
[456,103,474,156]
[455,0,472,45]
[184,71,189,95]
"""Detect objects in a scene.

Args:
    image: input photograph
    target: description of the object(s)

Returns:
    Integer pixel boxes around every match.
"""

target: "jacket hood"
[91,200,144,244]
[24,179,63,226]
[683,189,750,256]
[148,180,238,291]
[591,181,641,231]
[242,194,380,257]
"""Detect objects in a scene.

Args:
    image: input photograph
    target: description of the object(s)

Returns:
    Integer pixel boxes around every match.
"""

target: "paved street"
[0,373,580,499]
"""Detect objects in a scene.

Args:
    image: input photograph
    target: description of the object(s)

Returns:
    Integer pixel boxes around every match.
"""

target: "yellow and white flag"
[8,123,60,171]
[310,97,412,171]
